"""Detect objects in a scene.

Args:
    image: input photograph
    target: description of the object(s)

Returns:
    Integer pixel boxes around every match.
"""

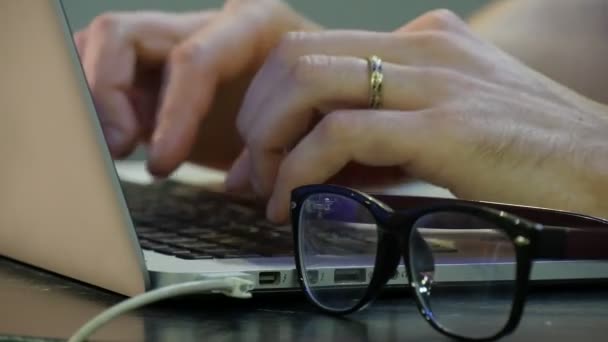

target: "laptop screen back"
[0,0,148,296]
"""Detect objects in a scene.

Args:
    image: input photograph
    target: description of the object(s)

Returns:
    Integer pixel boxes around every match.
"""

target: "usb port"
[334,268,366,284]
[259,271,280,285]
[306,270,319,284]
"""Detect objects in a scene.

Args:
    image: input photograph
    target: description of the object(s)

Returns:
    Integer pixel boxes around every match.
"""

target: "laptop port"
[334,268,366,284]
[259,271,280,285]
[306,270,319,284]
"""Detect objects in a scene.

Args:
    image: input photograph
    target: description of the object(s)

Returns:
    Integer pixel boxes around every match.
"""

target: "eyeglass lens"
[409,211,517,339]
[298,193,378,311]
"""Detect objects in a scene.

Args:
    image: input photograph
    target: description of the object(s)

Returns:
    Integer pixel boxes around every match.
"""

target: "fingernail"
[146,140,171,178]
[146,154,170,179]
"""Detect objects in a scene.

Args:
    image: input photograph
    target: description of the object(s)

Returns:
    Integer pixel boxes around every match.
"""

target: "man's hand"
[75,0,320,175]
[225,10,608,222]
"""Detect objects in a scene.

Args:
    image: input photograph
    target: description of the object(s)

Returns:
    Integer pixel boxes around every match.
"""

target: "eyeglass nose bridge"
[366,225,436,299]
[379,213,437,286]
[381,213,436,300]
[367,230,402,292]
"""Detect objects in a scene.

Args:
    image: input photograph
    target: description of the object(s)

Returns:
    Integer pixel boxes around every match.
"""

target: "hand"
[75,0,319,175]
[227,9,608,223]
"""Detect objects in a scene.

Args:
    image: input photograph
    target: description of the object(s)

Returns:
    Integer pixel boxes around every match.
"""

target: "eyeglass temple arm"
[535,225,608,260]
[371,194,608,228]
[372,193,608,260]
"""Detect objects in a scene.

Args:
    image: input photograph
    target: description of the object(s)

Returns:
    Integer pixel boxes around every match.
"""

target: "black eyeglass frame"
[290,184,608,342]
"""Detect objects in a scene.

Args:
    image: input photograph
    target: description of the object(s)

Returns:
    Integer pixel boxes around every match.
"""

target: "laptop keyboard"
[120,180,458,261]
[120,180,294,260]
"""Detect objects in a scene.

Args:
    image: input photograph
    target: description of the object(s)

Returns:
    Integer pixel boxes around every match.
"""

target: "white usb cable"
[68,277,255,342]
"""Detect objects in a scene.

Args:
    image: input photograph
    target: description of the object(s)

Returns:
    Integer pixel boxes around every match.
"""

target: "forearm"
[468,0,608,105]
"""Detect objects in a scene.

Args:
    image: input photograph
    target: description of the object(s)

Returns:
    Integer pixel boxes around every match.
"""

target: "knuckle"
[169,42,207,72]
[410,30,460,50]
[226,0,286,17]
[271,31,310,64]
[280,31,311,48]
[226,0,272,9]
[225,0,251,7]
[289,54,332,88]
[420,9,463,31]
[169,43,198,65]
[89,12,122,36]
[316,111,352,141]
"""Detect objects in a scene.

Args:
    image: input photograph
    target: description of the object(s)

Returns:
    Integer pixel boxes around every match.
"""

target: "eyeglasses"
[289,184,608,341]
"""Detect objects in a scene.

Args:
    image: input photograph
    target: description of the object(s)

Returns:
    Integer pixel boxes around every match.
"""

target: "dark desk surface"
[1,257,607,342]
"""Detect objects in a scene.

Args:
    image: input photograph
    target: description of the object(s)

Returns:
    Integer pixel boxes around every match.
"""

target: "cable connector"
[216,277,255,299]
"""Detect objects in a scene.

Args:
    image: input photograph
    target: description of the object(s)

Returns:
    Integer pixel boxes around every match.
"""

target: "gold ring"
[367,55,383,109]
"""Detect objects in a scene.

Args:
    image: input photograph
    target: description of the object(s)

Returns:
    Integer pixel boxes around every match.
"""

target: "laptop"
[1,0,608,297]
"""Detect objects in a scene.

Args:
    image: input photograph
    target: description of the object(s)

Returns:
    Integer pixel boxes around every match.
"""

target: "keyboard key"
[177,227,217,235]
[200,216,230,227]
[178,241,218,250]
[226,203,257,218]
[254,220,280,230]
[229,224,260,235]
[135,226,159,234]
[268,231,282,239]
[140,232,179,240]
[164,236,198,244]
[218,237,248,246]
[139,240,163,249]
[273,225,292,234]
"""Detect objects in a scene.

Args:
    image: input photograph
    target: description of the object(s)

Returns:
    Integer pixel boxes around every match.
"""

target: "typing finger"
[266,109,438,223]
[147,1,292,176]
[81,11,213,158]
[225,149,254,193]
